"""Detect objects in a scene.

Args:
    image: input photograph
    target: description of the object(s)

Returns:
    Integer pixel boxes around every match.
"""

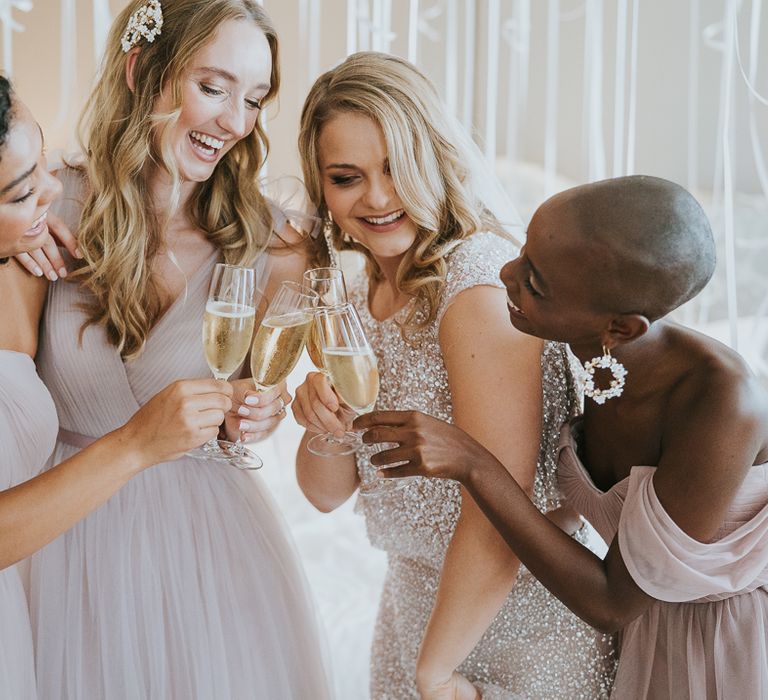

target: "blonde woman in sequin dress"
[289,52,616,700]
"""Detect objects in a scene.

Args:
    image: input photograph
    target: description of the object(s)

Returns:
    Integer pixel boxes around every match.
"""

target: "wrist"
[107,424,153,475]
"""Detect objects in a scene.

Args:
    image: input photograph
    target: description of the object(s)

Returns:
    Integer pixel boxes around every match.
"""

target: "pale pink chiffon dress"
[28,170,331,699]
[0,350,58,700]
[558,418,768,699]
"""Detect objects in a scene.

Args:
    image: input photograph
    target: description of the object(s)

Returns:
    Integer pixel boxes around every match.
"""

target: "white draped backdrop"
[2,1,767,697]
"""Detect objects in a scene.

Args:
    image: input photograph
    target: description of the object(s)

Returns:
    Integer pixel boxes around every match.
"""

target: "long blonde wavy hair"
[299,51,507,336]
[74,0,280,358]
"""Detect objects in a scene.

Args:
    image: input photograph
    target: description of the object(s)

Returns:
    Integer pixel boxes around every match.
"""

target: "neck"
[147,166,197,233]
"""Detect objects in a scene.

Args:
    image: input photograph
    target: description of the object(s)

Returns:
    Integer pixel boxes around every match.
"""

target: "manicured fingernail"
[33,266,43,277]
[47,270,58,281]
[58,267,67,278]
[74,247,84,259]
[237,406,250,417]
[245,396,259,406]
[239,420,251,431]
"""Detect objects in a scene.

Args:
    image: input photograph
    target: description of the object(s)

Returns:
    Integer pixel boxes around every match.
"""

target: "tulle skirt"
[0,564,37,699]
[30,446,330,700]
[612,589,768,699]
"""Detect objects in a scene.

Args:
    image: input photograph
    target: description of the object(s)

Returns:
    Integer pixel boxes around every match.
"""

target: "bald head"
[545,175,715,321]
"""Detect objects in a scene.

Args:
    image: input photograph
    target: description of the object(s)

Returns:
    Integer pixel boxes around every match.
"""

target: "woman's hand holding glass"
[188,263,261,469]
[225,379,291,444]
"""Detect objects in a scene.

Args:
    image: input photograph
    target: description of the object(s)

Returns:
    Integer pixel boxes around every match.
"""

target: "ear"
[601,313,650,350]
[125,47,141,93]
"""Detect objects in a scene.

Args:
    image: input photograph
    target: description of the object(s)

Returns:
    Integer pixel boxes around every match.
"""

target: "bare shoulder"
[439,284,542,358]
[665,323,768,453]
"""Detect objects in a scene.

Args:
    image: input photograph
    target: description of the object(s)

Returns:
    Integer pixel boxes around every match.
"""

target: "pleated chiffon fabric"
[29,179,331,699]
[558,419,768,699]
[0,351,59,700]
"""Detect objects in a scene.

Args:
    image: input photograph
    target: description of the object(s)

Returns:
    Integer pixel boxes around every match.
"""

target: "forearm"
[419,493,521,680]
[295,431,359,512]
[0,427,145,569]
[464,457,631,632]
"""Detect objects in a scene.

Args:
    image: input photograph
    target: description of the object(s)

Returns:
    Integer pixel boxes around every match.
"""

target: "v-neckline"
[148,248,220,339]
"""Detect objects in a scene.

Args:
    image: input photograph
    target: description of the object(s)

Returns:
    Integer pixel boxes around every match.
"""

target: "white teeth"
[190,130,224,150]
[507,296,524,314]
[363,209,404,225]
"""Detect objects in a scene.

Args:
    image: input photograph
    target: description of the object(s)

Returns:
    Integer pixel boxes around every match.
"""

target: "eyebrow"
[195,66,270,92]
[325,163,358,170]
[0,162,36,196]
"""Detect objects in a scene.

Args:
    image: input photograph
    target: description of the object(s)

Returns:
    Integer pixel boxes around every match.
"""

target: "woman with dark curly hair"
[0,76,233,699]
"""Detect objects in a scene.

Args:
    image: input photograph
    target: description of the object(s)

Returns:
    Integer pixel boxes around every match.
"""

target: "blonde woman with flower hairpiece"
[292,51,616,700]
[27,1,330,698]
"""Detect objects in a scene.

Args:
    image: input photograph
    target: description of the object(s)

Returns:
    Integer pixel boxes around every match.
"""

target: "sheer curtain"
[2,2,766,698]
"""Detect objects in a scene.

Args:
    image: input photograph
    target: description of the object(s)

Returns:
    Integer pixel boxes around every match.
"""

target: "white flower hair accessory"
[121,0,164,53]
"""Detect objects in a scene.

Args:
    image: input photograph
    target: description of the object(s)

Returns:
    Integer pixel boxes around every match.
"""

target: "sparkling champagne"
[202,301,256,379]
[323,347,379,413]
[250,312,312,388]
[306,323,325,369]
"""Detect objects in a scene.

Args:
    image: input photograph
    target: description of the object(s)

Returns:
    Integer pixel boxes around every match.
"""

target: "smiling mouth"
[26,210,48,236]
[507,295,525,315]
[362,209,405,225]
[189,130,225,157]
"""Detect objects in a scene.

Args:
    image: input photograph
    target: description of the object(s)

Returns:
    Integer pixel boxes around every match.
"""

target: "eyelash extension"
[13,188,35,204]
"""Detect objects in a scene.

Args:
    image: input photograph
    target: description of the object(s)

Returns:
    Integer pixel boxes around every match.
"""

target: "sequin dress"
[351,232,617,699]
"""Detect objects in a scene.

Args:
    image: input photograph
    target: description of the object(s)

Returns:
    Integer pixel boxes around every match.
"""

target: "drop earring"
[582,346,627,404]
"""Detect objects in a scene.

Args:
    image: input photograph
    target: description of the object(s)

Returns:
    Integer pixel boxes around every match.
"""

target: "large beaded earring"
[582,346,627,405]
[322,213,341,268]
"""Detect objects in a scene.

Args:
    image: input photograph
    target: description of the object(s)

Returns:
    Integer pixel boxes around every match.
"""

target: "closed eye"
[12,188,35,204]
[330,175,359,186]
[523,278,541,297]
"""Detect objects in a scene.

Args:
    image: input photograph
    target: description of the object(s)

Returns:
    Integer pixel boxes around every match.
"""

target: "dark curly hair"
[0,74,14,263]
[0,74,13,155]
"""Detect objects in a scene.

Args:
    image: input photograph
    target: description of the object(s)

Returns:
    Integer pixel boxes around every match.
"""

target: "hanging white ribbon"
[502,0,530,163]
[612,0,627,176]
[54,0,76,132]
[722,0,740,350]
[484,0,500,161]
[347,0,357,54]
[407,0,419,62]
[582,0,606,181]
[687,0,700,192]
[544,0,560,197]
[444,0,458,115]
[626,0,639,175]
[0,0,32,77]
[92,0,111,66]
[462,0,476,129]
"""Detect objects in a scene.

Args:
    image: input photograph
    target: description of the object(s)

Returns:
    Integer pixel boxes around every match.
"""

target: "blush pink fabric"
[558,419,768,700]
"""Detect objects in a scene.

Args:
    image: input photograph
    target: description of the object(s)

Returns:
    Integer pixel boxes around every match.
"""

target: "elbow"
[585,604,634,635]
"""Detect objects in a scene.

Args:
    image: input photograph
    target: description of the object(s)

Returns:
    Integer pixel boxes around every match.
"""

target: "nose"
[39,169,62,208]
[499,258,518,289]
[362,174,395,211]
[217,99,251,140]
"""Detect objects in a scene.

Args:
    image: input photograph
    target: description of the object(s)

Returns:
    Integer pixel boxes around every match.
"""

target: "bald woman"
[358,176,768,700]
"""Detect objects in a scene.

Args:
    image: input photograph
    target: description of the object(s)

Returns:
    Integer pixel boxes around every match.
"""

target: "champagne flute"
[250,281,318,395]
[188,263,262,470]
[303,267,348,371]
[308,305,411,494]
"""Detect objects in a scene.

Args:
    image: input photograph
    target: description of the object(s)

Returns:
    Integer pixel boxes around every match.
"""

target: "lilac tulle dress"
[0,351,58,700]
[28,171,331,699]
[558,418,768,699]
